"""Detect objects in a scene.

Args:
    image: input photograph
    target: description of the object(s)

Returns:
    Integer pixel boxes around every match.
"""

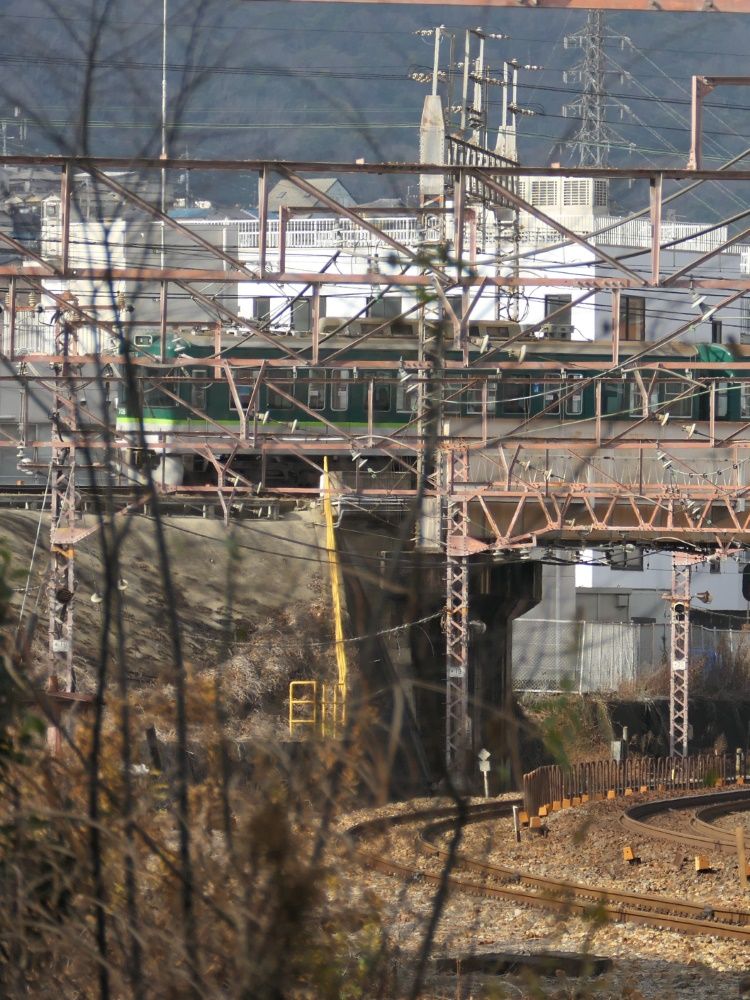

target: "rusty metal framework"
[292,0,750,9]
[4,152,750,774]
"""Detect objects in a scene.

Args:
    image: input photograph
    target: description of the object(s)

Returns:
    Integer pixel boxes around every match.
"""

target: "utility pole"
[562,12,629,167]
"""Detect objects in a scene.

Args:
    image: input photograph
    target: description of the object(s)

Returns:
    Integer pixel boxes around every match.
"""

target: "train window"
[308,369,326,410]
[373,383,392,411]
[629,382,650,417]
[741,383,750,418]
[660,380,693,418]
[396,384,418,414]
[466,382,496,415]
[267,384,292,410]
[191,368,208,410]
[444,381,463,415]
[565,376,584,416]
[534,381,561,415]
[134,334,154,347]
[292,298,312,333]
[604,381,626,417]
[229,384,252,411]
[499,380,528,416]
[330,370,349,411]
[716,382,729,419]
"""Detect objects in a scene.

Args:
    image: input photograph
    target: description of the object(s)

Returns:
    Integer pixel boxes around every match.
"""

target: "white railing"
[237,216,442,250]
[1,316,101,356]
[518,213,736,253]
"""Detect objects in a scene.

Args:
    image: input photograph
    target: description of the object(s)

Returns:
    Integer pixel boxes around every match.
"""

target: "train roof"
[149,330,731,363]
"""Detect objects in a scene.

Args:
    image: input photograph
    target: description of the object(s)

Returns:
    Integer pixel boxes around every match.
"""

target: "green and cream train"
[114,317,741,488]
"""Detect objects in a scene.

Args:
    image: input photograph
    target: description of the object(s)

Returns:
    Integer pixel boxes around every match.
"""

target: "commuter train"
[114,317,742,487]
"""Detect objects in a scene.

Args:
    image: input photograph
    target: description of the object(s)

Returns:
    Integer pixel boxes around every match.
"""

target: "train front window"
[143,368,178,408]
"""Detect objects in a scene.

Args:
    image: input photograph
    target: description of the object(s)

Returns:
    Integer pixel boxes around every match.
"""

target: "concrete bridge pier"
[411,556,541,788]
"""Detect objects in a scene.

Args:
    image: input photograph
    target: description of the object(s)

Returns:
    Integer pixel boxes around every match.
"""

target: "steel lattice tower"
[563,12,623,168]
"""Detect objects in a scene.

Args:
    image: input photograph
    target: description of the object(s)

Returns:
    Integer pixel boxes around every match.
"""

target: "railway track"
[621,788,750,855]
[349,791,750,942]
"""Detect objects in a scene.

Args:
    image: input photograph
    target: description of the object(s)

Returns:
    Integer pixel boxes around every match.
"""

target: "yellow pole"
[323,457,347,731]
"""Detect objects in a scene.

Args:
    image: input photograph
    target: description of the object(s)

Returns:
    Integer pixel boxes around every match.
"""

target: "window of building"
[593,180,609,207]
[253,297,271,323]
[530,180,557,207]
[308,369,326,410]
[563,179,589,207]
[619,295,646,341]
[292,297,312,333]
[368,296,402,319]
[330,369,349,411]
[711,319,723,344]
[610,548,644,571]
[544,294,572,327]
[373,382,391,411]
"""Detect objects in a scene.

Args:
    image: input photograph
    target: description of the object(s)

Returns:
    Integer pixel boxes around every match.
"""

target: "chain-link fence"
[512,617,750,693]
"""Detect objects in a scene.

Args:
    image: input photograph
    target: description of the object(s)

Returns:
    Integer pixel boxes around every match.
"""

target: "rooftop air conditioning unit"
[542,323,573,339]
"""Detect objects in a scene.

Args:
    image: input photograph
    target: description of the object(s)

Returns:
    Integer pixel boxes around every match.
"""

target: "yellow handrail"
[323,457,347,732]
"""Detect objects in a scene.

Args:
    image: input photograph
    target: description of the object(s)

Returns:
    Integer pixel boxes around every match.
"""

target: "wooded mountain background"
[1,1,748,214]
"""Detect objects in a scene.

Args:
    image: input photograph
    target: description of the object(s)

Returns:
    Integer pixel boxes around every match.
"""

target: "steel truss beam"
[291,0,750,9]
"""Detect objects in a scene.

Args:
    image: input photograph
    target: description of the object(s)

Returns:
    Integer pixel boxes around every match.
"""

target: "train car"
[114,321,743,488]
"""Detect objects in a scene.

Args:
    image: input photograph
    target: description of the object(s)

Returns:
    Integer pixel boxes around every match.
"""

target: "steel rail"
[621,788,750,855]
[348,794,750,941]
[418,810,750,927]
[691,797,750,845]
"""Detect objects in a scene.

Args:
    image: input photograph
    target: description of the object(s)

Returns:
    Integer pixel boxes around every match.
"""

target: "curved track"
[621,788,750,854]
[349,791,750,941]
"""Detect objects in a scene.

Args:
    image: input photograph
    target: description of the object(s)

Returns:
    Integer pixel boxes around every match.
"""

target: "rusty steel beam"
[9,155,750,181]
[290,0,750,9]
